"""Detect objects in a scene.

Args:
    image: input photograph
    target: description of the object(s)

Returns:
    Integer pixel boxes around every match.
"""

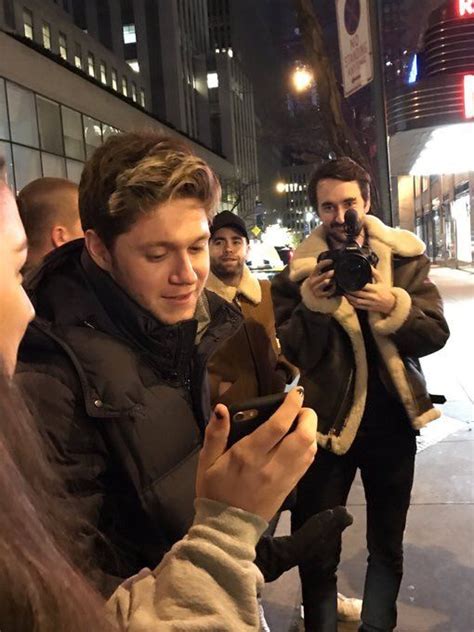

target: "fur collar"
[206,265,262,305]
[290,215,425,285]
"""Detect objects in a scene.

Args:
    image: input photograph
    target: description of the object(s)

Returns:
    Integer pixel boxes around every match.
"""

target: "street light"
[292,66,314,93]
[275,181,286,194]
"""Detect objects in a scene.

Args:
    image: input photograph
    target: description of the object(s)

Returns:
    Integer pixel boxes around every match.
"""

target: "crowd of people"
[0,131,449,632]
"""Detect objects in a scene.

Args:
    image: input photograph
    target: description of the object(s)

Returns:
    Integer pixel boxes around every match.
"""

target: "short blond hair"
[79,131,221,247]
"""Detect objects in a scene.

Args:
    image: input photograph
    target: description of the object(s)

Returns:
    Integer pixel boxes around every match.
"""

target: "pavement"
[262,266,474,632]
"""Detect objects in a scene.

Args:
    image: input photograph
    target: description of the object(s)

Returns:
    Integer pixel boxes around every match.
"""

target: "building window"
[139,88,145,108]
[207,72,219,89]
[36,95,63,155]
[121,77,128,97]
[42,21,51,49]
[59,32,67,60]
[23,8,33,39]
[42,152,66,178]
[12,145,42,190]
[74,43,82,69]
[127,59,140,73]
[83,115,102,158]
[122,24,136,44]
[6,81,39,147]
[131,82,137,102]
[61,105,85,160]
[87,52,95,77]
[100,61,107,84]
[111,69,118,91]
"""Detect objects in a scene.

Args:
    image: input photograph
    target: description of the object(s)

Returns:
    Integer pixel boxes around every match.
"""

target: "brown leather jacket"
[206,266,296,407]
[271,216,450,455]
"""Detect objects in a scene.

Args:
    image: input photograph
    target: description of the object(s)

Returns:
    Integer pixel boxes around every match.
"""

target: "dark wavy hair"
[0,370,112,631]
[308,157,371,212]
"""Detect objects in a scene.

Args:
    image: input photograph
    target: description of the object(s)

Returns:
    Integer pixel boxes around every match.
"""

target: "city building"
[207,0,260,225]
[276,163,319,237]
[388,0,474,268]
[123,0,212,147]
[0,0,233,192]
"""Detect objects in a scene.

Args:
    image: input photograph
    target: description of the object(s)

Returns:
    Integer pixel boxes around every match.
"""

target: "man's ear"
[84,229,113,272]
[363,194,371,215]
[50,225,70,249]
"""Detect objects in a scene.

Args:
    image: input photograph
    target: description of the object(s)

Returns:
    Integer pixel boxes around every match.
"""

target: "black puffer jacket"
[16,240,242,595]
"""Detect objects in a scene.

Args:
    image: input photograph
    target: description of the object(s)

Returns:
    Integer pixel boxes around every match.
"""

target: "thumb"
[199,404,230,471]
[371,266,382,283]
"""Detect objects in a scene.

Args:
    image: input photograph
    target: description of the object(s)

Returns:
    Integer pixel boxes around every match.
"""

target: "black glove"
[255,506,353,583]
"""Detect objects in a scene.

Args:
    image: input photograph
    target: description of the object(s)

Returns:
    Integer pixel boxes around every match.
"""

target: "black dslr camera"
[317,210,379,295]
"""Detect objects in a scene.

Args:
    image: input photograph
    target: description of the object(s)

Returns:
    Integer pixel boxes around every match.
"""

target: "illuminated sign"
[458,0,474,16]
[464,75,474,118]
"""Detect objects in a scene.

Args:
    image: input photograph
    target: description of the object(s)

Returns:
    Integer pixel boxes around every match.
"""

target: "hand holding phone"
[226,392,288,448]
[196,387,318,522]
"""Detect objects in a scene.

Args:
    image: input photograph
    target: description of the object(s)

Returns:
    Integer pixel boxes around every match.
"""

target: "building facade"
[0,0,233,192]
[388,0,474,268]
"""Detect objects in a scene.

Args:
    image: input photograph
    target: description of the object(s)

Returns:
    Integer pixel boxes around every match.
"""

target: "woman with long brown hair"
[0,168,318,630]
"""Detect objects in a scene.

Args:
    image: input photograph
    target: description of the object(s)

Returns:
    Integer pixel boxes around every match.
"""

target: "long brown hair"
[0,372,113,631]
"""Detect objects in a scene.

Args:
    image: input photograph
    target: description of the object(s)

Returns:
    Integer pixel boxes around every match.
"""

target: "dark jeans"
[293,430,417,632]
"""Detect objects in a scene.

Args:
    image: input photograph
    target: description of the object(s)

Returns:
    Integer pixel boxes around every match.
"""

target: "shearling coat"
[271,215,450,455]
[206,265,296,407]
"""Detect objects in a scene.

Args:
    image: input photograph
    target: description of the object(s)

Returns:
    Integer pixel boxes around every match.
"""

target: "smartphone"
[226,391,290,448]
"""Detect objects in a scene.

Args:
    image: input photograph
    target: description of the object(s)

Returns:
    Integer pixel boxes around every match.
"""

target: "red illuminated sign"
[459,0,474,16]
[464,75,474,118]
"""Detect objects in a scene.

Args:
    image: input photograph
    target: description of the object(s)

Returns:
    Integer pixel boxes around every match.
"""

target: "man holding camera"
[271,157,450,632]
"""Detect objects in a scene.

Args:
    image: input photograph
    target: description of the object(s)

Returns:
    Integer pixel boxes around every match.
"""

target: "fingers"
[199,404,230,471]
[274,406,318,464]
[244,387,305,452]
[308,267,335,297]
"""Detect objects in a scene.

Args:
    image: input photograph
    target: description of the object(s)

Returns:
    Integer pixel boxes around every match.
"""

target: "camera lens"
[336,254,372,293]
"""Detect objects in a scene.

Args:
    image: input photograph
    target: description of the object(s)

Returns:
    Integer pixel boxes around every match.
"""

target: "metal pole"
[369,0,393,226]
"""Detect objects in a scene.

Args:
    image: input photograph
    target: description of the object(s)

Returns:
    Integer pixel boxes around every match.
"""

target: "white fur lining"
[371,288,412,335]
[289,217,436,453]
[300,278,341,314]
[206,265,262,305]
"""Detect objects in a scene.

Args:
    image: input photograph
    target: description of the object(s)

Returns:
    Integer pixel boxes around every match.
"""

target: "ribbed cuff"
[194,498,268,550]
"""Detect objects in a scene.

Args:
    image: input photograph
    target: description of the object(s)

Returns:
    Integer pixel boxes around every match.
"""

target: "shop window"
[111,69,118,91]
[100,61,107,84]
[121,77,128,97]
[74,42,82,69]
[83,115,102,158]
[61,105,85,160]
[42,21,51,50]
[102,124,119,141]
[0,79,10,140]
[66,158,84,183]
[87,52,95,78]
[23,7,33,39]
[6,82,39,148]
[12,144,41,190]
[36,95,63,155]
[0,141,15,189]
[41,152,66,178]
[59,32,67,60]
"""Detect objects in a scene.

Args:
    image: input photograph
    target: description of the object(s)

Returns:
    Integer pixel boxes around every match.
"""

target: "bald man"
[17,177,83,272]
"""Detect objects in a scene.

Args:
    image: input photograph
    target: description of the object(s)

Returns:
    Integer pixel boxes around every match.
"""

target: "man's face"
[0,185,35,376]
[209,227,249,281]
[316,178,370,245]
[100,199,210,325]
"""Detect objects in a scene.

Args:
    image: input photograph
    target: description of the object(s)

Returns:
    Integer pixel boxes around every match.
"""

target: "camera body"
[317,210,379,295]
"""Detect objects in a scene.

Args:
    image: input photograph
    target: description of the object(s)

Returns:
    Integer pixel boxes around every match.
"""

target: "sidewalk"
[262,267,474,632]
